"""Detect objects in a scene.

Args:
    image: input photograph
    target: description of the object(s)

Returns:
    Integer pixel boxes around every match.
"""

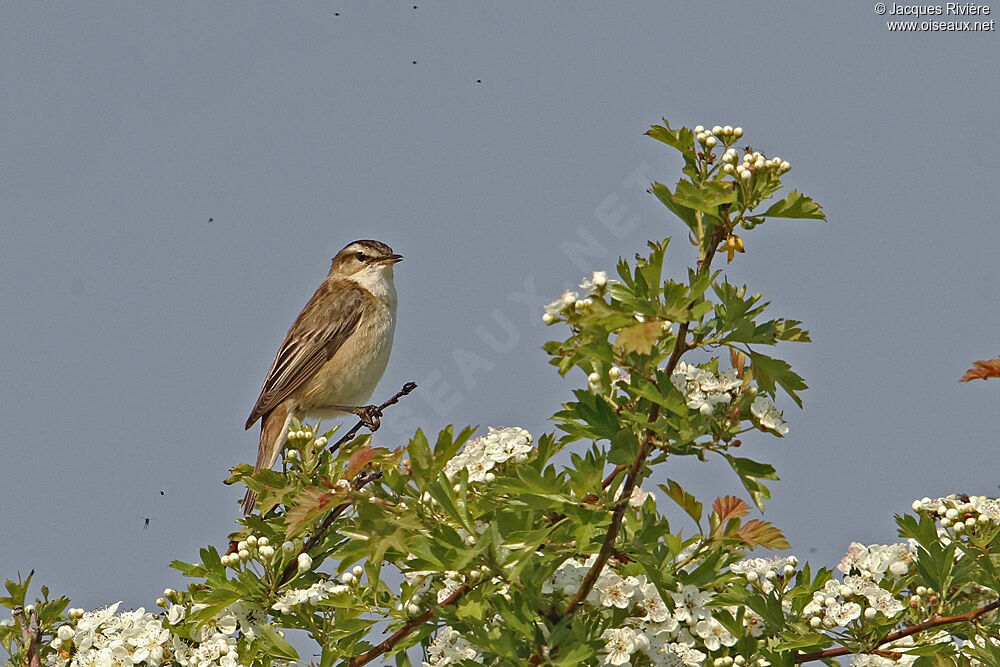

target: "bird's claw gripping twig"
[351,405,383,431]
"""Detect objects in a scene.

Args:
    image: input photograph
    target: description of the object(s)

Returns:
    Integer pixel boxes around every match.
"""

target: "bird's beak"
[376,254,403,265]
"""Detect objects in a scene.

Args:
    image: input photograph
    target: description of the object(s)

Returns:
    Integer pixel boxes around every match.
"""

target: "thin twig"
[348,584,471,667]
[601,465,626,489]
[329,382,418,455]
[795,599,1000,663]
[13,606,41,667]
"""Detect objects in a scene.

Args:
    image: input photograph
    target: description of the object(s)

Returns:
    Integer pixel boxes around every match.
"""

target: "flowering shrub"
[3,120,999,667]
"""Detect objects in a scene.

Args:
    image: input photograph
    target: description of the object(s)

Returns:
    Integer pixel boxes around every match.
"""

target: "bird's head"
[330,239,403,280]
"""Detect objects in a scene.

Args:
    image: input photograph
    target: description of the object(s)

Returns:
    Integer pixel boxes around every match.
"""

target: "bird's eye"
[355,252,366,262]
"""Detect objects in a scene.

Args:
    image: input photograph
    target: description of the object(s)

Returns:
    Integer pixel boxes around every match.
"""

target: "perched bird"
[242,239,402,513]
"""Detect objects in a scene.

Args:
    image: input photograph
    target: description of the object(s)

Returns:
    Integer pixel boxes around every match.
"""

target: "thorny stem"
[796,598,1000,663]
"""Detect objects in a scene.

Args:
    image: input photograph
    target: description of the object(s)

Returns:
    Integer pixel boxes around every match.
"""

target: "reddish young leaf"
[735,519,789,550]
[285,485,349,536]
[345,447,378,478]
[959,358,1000,382]
[713,496,750,523]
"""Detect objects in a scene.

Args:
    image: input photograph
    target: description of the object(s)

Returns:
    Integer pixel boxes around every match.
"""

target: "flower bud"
[342,572,356,584]
[809,616,821,628]
[352,565,364,578]
[282,540,295,552]
[711,126,723,136]
[705,136,717,148]
[259,545,275,558]
[238,549,250,560]
[297,553,312,573]
[733,127,743,138]
[155,597,167,608]
[406,603,420,615]
[694,125,705,134]
[542,313,555,325]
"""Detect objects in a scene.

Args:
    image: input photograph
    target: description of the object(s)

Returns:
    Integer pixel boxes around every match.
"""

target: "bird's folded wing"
[245,279,370,429]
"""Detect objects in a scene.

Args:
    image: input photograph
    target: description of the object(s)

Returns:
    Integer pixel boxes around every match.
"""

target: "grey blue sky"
[1,2,998,614]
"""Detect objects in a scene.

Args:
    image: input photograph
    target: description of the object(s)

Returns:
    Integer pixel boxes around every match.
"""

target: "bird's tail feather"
[241,403,293,514]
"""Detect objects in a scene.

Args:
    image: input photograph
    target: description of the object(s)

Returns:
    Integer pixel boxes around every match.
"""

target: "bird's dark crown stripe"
[339,239,393,257]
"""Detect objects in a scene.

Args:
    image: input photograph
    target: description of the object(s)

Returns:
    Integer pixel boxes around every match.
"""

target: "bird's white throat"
[350,265,398,309]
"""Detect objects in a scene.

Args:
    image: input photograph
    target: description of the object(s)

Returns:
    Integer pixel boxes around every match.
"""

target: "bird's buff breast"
[293,304,396,416]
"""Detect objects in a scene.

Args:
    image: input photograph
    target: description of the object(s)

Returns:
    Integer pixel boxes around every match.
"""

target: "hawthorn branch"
[562,232,720,619]
[347,584,470,667]
[795,599,1000,663]
[563,323,690,617]
[13,605,41,667]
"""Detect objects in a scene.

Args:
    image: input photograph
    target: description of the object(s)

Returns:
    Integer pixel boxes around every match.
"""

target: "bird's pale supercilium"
[242,239,401,513]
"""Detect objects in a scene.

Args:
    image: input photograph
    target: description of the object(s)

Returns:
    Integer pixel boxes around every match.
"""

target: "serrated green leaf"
[257,624,301,662]
[762,190,825,219]
[673,179,737,216]
[747,350,807,407]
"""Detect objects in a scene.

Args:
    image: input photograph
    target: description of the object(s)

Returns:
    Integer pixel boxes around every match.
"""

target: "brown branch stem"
[348,584,470,667]
[795,599,1000,663]
[561,232,719,619]
[562,321,689,618]
[13,605,41,667]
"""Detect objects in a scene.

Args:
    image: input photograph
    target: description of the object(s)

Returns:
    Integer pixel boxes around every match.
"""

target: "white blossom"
[423,626,479,666]
[750,396,788,435]
[602,627,639,665]
[444,427,533,480]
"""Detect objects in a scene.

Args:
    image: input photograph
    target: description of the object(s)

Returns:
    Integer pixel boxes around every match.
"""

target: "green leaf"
[722,455,778,511]
[672,179,737,216]
[651,182,698,231]
[659,479,703,524]
[607,429,640,466]
[761,190,825,219]
[615,321,662,355]
[257,624,301,662]
[407,429,433,488]
[646,121,698,179]
[746,350,807,407]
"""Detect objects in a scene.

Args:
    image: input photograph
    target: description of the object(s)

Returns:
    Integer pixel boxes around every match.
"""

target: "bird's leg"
[323,404,383,431]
